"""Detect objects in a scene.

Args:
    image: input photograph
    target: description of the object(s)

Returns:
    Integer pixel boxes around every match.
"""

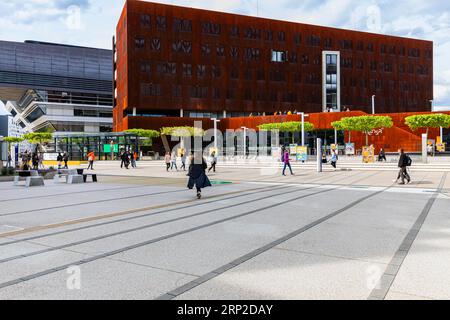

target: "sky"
[0,0,449,106]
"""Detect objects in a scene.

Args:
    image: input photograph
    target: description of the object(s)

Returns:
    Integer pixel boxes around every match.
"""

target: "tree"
[332,118,357,143]
[125,129,160,147]
[2,137,24,151]
[332,116,393,146]
[23,132,53,152]
[258,121,315,143]
[405,114,450,135]
[160,126,205,137]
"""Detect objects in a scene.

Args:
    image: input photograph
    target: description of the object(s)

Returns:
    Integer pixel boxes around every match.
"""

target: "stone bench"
[14,170,44,187]
[83,173,98,183]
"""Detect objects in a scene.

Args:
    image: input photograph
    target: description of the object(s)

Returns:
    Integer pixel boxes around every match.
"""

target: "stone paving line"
[0,184,278,239]
[0,183,339,291]
[367,172,448,300]
[0,184,304,263]
[156,184,393,300]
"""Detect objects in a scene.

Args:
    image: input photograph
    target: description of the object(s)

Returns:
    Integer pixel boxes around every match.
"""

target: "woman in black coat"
[187,152,212,199]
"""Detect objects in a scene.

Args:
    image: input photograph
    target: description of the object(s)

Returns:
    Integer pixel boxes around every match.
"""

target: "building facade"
[114,0,433,132]
[0,40,113,133]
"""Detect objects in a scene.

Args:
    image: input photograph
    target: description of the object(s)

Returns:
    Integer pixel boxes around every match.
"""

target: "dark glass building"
[113,0,433,132]
[0,40,113,133]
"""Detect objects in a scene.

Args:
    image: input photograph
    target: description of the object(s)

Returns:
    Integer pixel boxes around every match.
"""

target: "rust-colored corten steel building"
[114,0,433,133]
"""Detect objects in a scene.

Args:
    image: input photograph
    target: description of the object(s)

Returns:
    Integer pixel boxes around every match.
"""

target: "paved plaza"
[0,161,449,300]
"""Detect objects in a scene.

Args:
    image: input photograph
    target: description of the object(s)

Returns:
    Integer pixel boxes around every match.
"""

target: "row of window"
[139,80,427,100]
[137,14,430,57]
[140,60,431,79]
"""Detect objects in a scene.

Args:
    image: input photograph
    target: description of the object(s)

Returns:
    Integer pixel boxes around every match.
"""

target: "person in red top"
[87,151,95,170]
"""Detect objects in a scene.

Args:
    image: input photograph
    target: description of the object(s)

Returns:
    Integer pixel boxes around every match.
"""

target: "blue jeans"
[282,162,293,175]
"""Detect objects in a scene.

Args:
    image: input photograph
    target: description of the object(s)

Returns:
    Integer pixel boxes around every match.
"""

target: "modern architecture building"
[113,0,433,132]
[0,40,113,133]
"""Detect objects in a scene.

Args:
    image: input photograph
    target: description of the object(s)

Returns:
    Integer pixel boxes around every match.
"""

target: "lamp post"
[211,118,221,150]
[241,126,247,158]
[371,95,376,114]
[299,113,310,147]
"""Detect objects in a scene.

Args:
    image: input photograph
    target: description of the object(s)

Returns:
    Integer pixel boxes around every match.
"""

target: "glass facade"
[325,53,339,111]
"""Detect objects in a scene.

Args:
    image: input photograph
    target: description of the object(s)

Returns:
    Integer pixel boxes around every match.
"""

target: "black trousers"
[397,167,410,183]
[208,162,216,172]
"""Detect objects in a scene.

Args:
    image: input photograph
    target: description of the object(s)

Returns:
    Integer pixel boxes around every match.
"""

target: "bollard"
[317,138,322,173]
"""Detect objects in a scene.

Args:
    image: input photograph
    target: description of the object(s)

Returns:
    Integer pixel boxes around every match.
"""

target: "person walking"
[7,151,12,168]
[57,152,63,170]
[38,153,45,169]
[282,149,294,176]
[63,152,69,169]
[378,148,387,162]
[121,150,130,169]
[180,152,187,171]
[87,151,95,170]
[170,152,178,171]
[396,149,411,185]
[120,150,126,169]
[330,149,338,170]
[130,151,136,168]
[164,152,171,172]
[187,152,212,199]
[208,151,217,173]
[32,152,39,170]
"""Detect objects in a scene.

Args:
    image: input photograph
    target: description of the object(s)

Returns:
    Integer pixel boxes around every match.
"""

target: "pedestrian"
[7,151,12,168]
[330,149,338,170]
[132,151,137,168]
[180,152,187,171]
[378,148,387,162]
[187,152,212,199]
[87,151,95,170]
[396,148,411,185]
[120,150,126,168]
[208,151,217,173]
[121,150,130,169]
[38,153,45,169]
[63,152,69,169]
[164,152,171,171]
[130,151,136,168]
[282,149,294,176]
[170,152,178,171]
[57,152,63,169]
[32,152,39,170]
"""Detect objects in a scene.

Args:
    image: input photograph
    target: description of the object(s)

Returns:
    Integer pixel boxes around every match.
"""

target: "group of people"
[165,151,217,173]
[120,150,137,169]
[56,152,69,169]
[19,150,44,170]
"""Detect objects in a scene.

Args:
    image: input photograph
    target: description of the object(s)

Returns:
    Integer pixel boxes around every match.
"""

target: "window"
[156,16,166,31]
[172,85,182,97]
[367,42,374,52]
[134,37,145,49]
[244,69,252,80]
[278,31,285,42]
[245,48,261,61]
[244,27,261,39]
[294,33,301,45]
[190,86,208,99]
[197,65,207,78]
[202,21,221,35]
[408,48,420,58]
[212,65,221,78]
[230,47,239,59]
[265,30,273,41]
[182,63,192,77]
[140,61,151,73]
[370,61,377,71]
[257,69,265,81]
[150,38,161,51]
[301,54,309,65]
[172,40,192,54]
[271,50,287,62]
[201,44,211,56]
[230,68,239,79]
[173,18,192,32]
[216,46,225,57]
[340,40,353,50]
[213,88,220,99]
[269,70,285,82]
[141,83,161,96]
[140,14,151,28]
[230,25,239,37]
[307,35,320,47]
[324,38,333,48]
[290,52,298,63]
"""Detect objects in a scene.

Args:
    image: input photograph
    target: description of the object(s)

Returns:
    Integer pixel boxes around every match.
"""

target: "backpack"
[405,155,412,167]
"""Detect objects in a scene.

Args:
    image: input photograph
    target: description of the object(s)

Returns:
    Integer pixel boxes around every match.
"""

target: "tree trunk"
[365,132,368,146]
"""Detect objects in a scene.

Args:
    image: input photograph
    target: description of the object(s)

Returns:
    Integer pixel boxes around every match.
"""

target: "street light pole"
[241,126,247,158]
[211,118,221,150]
[371,95,376,114]
[300,112,310,147]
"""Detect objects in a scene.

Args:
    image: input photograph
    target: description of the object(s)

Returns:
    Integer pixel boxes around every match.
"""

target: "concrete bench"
[14,170,44,187]
[83,173,98,183]
[66,169,83,184]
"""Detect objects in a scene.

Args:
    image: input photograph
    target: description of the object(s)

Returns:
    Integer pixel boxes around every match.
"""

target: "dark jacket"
[398,153,407,167]
[187,158,212,189]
